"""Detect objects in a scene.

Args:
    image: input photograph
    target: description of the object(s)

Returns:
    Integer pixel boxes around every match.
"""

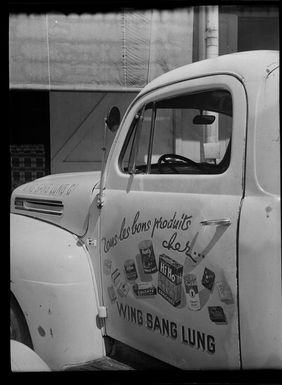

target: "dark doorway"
[10,90,50,191]
[238,16,279,51]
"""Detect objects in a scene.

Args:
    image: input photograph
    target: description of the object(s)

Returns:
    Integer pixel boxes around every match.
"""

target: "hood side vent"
[15,197,64,216]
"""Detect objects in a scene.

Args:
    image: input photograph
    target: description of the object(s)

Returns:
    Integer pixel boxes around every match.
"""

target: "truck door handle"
[200,219,231,226]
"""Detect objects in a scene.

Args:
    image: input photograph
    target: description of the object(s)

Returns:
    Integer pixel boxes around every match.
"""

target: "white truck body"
[10,50,280,370]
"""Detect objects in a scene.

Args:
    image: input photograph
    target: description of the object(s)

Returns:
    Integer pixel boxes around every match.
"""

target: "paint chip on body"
[38,326,46,337]
[265,206,272,218]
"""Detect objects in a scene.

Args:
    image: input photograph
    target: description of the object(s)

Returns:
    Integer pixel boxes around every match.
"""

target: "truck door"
[100,75,246,369]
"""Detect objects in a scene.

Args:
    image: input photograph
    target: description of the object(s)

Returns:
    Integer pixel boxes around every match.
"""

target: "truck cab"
[10,50,280,370]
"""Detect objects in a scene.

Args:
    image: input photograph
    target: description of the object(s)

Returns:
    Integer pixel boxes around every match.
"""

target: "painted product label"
[124,259,138,281]
[138,240,158,274]
[184,274,201,311]
[158,254,183,307]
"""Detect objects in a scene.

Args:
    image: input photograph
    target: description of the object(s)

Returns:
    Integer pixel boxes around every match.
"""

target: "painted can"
[107,285,117,303]
[138,240,157,274]
[184,273,201,311]
[111,268,121,286]
[216,280,234,304]
[124,259,138,281]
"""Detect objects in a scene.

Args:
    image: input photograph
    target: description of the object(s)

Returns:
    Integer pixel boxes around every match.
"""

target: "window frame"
[119,88,233,176]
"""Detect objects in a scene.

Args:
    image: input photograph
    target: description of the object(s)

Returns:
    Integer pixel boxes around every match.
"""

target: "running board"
[64,356,134,371]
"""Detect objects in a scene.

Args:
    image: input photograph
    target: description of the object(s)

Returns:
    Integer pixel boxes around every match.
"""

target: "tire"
[10,295,33,350]
[11,340,50,372]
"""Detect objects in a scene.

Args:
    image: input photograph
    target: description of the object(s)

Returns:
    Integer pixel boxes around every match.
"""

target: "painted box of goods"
[133,282,157,297]
[158,254,184,307]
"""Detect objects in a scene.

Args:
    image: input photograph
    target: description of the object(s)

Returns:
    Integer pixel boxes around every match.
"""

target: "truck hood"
[10,171,101,236]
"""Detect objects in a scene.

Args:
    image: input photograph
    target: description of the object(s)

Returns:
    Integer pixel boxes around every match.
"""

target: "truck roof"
[138,50,279,97]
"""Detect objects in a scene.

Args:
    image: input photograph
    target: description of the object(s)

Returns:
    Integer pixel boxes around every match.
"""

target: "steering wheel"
[157,153,199,173]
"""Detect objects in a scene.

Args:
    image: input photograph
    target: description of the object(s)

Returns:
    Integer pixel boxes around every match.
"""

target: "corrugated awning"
[9,9,194,91]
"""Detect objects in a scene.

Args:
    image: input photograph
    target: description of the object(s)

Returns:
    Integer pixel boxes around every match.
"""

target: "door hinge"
[86,238,97,246]
[96,192,104,209]
[98,306,107,319]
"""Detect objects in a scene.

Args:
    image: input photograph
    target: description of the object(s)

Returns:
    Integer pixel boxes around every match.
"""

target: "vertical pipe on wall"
[198,6,219,61]
[204,6,219,157]
[198,6,206,61]
[205,6,219,60]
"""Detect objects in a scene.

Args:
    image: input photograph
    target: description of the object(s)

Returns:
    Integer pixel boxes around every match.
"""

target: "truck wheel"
[10,296,33,349]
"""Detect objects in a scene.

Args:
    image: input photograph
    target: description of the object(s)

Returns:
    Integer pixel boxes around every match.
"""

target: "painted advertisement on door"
[101,199,239,369]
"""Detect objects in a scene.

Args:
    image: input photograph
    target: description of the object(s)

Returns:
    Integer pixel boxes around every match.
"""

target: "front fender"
[10,213,105,370]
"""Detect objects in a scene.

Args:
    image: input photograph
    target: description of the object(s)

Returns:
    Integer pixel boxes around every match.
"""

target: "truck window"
[120,89,233,175]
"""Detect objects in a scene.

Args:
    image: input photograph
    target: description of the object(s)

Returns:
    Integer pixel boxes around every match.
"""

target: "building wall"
[10,6,279,186]
[50,91,138,174]
[219,5,279,54]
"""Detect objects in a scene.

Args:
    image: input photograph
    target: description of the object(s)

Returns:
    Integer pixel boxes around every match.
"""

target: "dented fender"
[10,213,105,371]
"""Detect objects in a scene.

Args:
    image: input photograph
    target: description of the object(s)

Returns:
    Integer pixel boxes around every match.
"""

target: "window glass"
[121,106,152,173]
[121,89,233,175]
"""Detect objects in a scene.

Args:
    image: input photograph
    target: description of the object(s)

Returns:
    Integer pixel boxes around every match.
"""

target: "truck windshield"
[121,89,233,175]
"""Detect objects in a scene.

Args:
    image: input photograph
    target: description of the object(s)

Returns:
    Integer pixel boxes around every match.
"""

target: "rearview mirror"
[105,106,121,132]
[193,114,216,125]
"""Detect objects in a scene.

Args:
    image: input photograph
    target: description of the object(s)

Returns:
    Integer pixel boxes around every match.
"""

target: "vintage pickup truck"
[10,50,280,371]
